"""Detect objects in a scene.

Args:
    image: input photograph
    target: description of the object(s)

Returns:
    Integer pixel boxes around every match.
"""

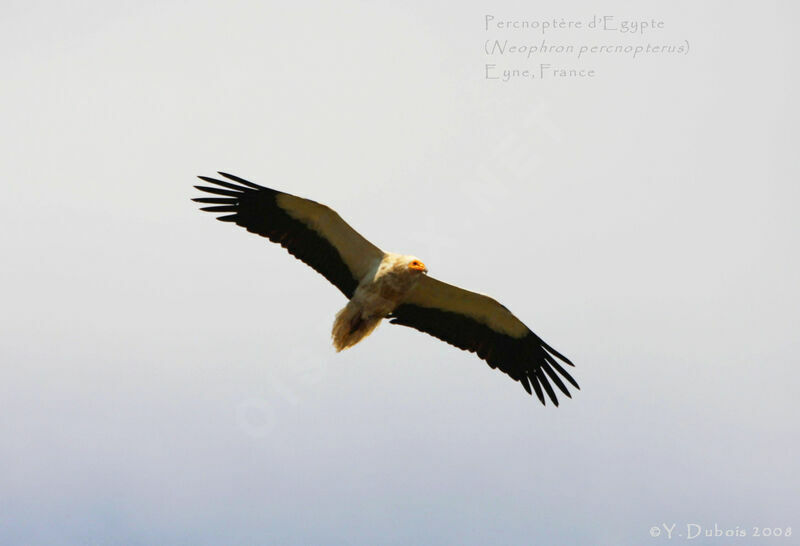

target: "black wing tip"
[525,365,574,406]
[540,360,573,399]
[536,370,559,406]
[196,175,221,184]
[530,375,546,405]
[217,171,268,190]
[521,373,563,406]
[199,205,237,212]
[193,185,244,198]
[541,339,575,367]
[542,351,580,391]
[194,172,272,195]
[192,197,237,205]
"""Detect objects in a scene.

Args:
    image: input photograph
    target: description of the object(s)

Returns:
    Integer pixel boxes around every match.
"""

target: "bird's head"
[407,257,428,274]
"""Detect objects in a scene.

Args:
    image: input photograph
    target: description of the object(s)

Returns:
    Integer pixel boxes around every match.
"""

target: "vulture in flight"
[193,172,578,405]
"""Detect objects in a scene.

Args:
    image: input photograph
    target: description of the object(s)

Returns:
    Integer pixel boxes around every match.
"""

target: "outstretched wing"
[389,275,578,405]
[193,172,384,298]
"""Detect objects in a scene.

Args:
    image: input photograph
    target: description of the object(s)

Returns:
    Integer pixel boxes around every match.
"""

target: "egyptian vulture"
[193,172,578,405]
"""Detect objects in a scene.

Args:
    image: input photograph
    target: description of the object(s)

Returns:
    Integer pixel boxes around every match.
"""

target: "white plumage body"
[332,253,426,351]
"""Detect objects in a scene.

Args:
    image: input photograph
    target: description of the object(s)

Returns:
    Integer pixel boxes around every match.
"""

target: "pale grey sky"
[1,1,798,545]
